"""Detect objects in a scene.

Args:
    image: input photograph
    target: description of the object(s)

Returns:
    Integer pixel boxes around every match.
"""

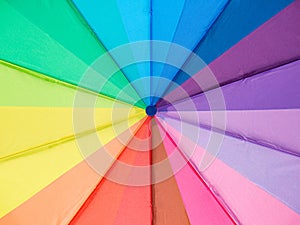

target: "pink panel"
[157,121,235,225]
[158,118,300,225]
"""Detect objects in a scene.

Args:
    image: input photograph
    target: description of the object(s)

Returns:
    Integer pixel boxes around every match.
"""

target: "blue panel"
[170,0,294,90]
[151,0,228,104]
[151,0,185,103]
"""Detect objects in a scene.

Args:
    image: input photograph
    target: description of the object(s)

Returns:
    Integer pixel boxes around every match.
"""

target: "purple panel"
[157,116,300,214]
[159,60,300,111]
[158,1,300,107]
[160,110,300,156]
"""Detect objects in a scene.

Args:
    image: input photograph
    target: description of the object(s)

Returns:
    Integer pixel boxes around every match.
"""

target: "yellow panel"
[0,107,144,159]
[0,115,146,218]
[0,60,142,109]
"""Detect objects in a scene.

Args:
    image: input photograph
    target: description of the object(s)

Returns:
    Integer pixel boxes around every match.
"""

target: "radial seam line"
[0,112,145,162]
[68,117,148,224]
[155,118,239,225]
[67,0,147,108]
[162,113,300,158]
[153,0,230,105]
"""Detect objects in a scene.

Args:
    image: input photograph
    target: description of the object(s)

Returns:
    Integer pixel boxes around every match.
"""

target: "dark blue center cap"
[146,105,157,116]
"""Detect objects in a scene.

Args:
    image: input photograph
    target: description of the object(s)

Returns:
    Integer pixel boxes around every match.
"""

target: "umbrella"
[0,0,300,224]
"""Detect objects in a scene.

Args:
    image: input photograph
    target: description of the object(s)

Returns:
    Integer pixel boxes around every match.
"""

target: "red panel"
[70,118,152,225]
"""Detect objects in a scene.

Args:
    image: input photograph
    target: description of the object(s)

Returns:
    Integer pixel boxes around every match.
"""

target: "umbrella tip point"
[146,105,157,116]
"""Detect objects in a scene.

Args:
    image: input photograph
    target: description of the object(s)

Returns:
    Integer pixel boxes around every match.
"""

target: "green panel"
[0,0,144,107]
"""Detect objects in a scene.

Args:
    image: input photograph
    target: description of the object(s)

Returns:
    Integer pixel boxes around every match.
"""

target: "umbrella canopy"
[0,0,300,224]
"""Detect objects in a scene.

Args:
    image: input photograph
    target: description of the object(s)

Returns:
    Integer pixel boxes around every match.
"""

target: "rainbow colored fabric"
[0,0,300,224]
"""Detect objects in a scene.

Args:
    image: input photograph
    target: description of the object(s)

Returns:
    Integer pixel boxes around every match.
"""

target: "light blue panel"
[72,0,151,105]
[72,0,128,49]
[117,0,151,104]
[117,0,150,42]
[151,0,185,79]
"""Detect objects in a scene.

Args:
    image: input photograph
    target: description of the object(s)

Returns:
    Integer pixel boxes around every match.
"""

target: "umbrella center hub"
[146,105,157,116]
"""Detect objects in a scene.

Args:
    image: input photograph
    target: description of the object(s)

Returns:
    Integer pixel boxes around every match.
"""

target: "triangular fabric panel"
[151,0,228,103]
[171,0,294,86]
[151,120,190,225]
[156,119,235,225]
[70,118,152,225]
[0,60,144,158]
[158,0,300,104]
[0,120,146,224]
[0,117,145,218]
[72,0,151,105]
[0,1,143,106]
[163,109,300,156]
[160,60,300,111]
[157,117,300,223]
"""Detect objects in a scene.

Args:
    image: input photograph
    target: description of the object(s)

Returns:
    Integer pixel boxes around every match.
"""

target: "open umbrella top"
[0,1,300,224]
